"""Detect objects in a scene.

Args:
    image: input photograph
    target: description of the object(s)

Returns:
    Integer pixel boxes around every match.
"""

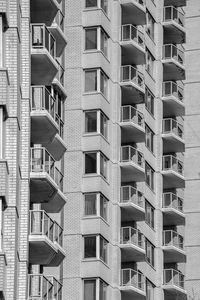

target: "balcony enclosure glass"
[121,227,145,249]
[163,269,185,289]
[121,65,145,89]
[162,155,183,175]
[121,105,144,127]
[121,146,144,168]
[163,81,184,102]
[121,269,145,291]
[162,118,183,139]
[120,186,144,208]
[163,230,184,249]
[163,44,184,65]
[163,6,185,27]
[163,192,183,212]
[121,24,144,48]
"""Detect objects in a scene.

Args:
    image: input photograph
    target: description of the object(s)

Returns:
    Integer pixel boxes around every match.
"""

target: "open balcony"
[162,44,185,81]
[30,0,59,26]
[164,0,186,8]
[162,81,185,117]
[28,274,53,300]
[163,6,186,44]
[162,155,185,188]
[162,118,185,153]
[162,193,185,225]
[120,25,145,65]
[120,146,145,182]
[163,269,187,298]
[47,277,62,300]
[48,10,67,57]
[31,24,58,85]
[30,147,66,213]
[120,227,145,262]
[120,186,145,221]
[48,221,66,266]
[120,106,145,143]
[120,0,146,25]
[163,230,186,263]
[120,269,146,300]
[120,65,145,104]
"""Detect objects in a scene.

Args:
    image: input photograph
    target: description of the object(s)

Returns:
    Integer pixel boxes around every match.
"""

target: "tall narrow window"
[85,70,98,92]
[85,152,97,174]
[84,69,109,99]
[100,280,108,300]
[0,16,3,67]
[146,279,154,300]
[85,110,108,139]
[145,162,154,191]
[146,11,155,41]
[145,201,154,229]
[146,239,155,266]
[0,108,3,159]
[145,125,154,153]
[84,193,108,222]
[0,197,4,251]
[84,236,96,258]
[100,236,108,263]
[84,279,96,300]
[85,28,98,50]
[146,49,154,77]
[145,88,154,116]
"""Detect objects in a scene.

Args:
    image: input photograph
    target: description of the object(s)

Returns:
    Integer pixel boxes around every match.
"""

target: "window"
[146,11,155,41]
[145,201,154,228]
[146,49,154,77]
[0,197,5,251]
[85,27,108,57]
[145,125,154,153]
[100,152,107,178]
[0,108,3,158]
[83,235,108,263]
[85,0,108,15]
[84,278,108,300]
[85,110,108,139]
[146,239,155,267]
[84,151,108,180]
[84,69,108,98]
[145,88,154,116]
[84,193,108,221]
[146,279,154,300]
[145,162,154,191]
[85,28,97,50]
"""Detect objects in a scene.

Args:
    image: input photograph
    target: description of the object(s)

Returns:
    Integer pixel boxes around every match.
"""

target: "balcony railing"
[162,118,184,139]
[31,86,56,119]
[121,269,145,291]
[53,10,64,31]
[28,274,53,299]
[121,24,145,48]
[162,81,184,102]
[47,277,62,300]
[55,59,64,86]
[121,227,145,249]
[163,230,184,249]
[54,221,63,246]
[163,44,184,65]
[121,65,145,90]
[163,6,185,27]
[162,155,184,176]
[163,269,185,289]
[29,210,54,242]
[120,186,144,208]
[31,24,56,58]
[121,106,144,127]
[121,146,144,168]
[30,147,64,189]
[163,192,183,212]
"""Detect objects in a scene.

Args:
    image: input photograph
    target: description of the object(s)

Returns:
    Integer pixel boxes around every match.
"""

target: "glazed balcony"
[120,65,145,104]
[120,269,146,300]
[162,44,185,81]
[162,81,184,116]
[120,106,145,143]
[120,146,145,182]
[162,193,185,225]
[164,0,186,8]
[120,0,146,25]
[120,25,145,65]
[163,269,187,297]
[30,147,66,213]
[120,186,145,221]
[163,230,186,263]
[28,274,53,300]
[163,6,185,44]
[162,155,184,188]
[30,0,59,26]
[48,10,67,57]
[162,118,185,153]
[120,227,145,262]
[31,24,58,85]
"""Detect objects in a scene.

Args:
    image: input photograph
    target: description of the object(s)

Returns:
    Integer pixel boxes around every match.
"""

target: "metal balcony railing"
[121,269,145,291]
[55,59,64,86]
[53,10,64,31]
[121,146,144,168]
[162,155,184,176]
[163,6,185,27]
[163,192,184,212]
[30,147,64,189]
[31,24,56,58]
[29,210,54,242]
[28,274,53,300]
[47,277,62,300]
[163,269,185,289]
[163,230,184,249]
[163,44,184,65]
[31,86,56,119]
[120,186,144,208]
[162,118,184,139]
[121,65,145,90]
[121,24,145,48]
[121,106,144,128]
[162,81,184,102]
[121,227,145,249]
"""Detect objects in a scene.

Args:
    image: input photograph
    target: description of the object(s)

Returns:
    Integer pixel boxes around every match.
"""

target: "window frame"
[84,192,109,222]
[85,0,108,16]
[146,10,155,41]
[145,88,154,116]
[84,151,109,180]
[84,27,109,58]
[145,124,154,153]
[146,49,155,78]
[83,235,108,264]
[145,239,155,267]
[84,110,109,140]
[145,162,154,191]
[83,278,108,300]
[84,68,109,99]
[146,279,155,300]
[145,200,155,229]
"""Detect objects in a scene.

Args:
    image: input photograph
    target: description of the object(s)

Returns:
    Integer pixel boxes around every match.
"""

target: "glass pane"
[100,112,108,138]
[101,29,108,57]
[100,71,107,96]
[84,280,96,300]
[85,70,97,92]
[100,280,107,300]
[100,236,107,263]
[85,28,97,50]
[85,111,97,133]
[86,0,97,8]
[85,152,97,174]
[100,194,107,221]
[84,236,96,258]
[85,194,97,216]
[101,0,108,14]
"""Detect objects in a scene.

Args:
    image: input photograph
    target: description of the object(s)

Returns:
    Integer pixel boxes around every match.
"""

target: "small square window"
[85,0,98,8]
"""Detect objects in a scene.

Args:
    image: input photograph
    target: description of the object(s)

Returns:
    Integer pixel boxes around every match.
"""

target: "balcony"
[162,44,185,81]
[164,0,186,7]
[48,221,66,266]
[120,146,145,182]
[120,186,145,221]
[120,25,145,65]
[162,81,185,116]
[162,118,185,153]
[28,274,53,300]
[120,0,146,25]
[30,147,66,213]
[31,24,58,85]
[120,65,145,104]
[47,277,62,300]
[162,193,185,225]
[120,269,146,300]
[163,6,186,44]
[163,269,187,298]
[30,0,59,26]
[120,227,145,262]
[120,106,145,143]
[163,230,186,263]
[162,155,185,188]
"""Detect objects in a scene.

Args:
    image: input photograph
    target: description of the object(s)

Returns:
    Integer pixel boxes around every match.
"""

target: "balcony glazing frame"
[162,81,184,116]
